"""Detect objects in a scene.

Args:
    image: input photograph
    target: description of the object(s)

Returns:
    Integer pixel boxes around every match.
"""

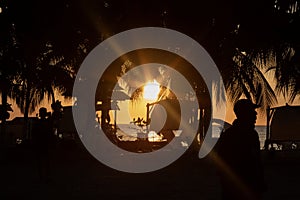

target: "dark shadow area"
[1,139,300,200]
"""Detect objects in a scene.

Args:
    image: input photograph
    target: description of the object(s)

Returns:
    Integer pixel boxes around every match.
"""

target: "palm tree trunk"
[22,86,31,142]
[50,88,55,104]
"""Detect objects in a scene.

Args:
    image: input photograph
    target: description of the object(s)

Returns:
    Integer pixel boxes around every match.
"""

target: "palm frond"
[225,49,277,113]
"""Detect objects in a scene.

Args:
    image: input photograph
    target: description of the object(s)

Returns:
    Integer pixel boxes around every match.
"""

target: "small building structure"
[265,104,300,150]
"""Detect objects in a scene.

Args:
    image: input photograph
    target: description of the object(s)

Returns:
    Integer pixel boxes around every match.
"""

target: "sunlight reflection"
[148,131,164,142]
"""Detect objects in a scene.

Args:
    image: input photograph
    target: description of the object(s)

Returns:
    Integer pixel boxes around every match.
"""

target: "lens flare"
[143,80,160,101]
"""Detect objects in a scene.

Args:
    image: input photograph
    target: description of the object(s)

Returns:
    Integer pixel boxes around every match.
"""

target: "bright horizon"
[4,88,300,126]
[3,68,300,126]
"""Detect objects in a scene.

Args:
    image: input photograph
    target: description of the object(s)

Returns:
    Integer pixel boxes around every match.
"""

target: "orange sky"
[6,91,74,120]
[4,70,300,126]
[5,92,299,126]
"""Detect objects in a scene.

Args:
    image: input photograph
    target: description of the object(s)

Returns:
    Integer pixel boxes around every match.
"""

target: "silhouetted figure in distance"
[215,99,267,200]
[32,107,54,182]
[100,100,111,131]
[51,100,63,139]
[133,117,144,127]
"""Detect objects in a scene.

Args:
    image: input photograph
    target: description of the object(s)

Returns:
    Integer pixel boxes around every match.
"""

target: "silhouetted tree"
[1,0,300,145]
[0,0,80,139]
[0,2,22,143]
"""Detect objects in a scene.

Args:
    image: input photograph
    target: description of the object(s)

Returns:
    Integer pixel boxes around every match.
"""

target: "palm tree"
[228,0,300,105]
[223,50,278,112]
[3,0,298,145]
[271,47,300,103]
[9,41,76,139]
[0,0,83,140]
[0,19,21,143]
[264,1,300,103]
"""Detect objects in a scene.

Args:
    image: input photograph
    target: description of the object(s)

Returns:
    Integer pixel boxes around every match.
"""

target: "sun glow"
[143,80,160,101]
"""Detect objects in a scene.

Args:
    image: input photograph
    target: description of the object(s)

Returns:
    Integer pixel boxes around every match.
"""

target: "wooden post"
[146,103,150,133]
[199,108,204,143]
[114,109,117,134]
[265,106,271,150]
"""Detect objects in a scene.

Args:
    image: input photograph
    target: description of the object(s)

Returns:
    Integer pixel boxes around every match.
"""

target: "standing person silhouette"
[215,99,267,200]
[33,107,54,182]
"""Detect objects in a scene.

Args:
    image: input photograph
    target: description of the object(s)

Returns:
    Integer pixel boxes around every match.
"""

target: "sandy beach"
[1,139,300,200]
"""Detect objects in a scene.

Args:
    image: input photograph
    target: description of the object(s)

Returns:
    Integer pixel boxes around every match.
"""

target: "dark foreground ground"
[1,139,300,200]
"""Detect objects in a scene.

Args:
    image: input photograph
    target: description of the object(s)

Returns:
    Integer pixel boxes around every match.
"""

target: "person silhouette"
[32,107,54,182]
[215,99,267,200]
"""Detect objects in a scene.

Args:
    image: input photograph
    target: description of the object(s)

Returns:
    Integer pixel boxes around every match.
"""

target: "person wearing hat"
[215,99,267,200]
